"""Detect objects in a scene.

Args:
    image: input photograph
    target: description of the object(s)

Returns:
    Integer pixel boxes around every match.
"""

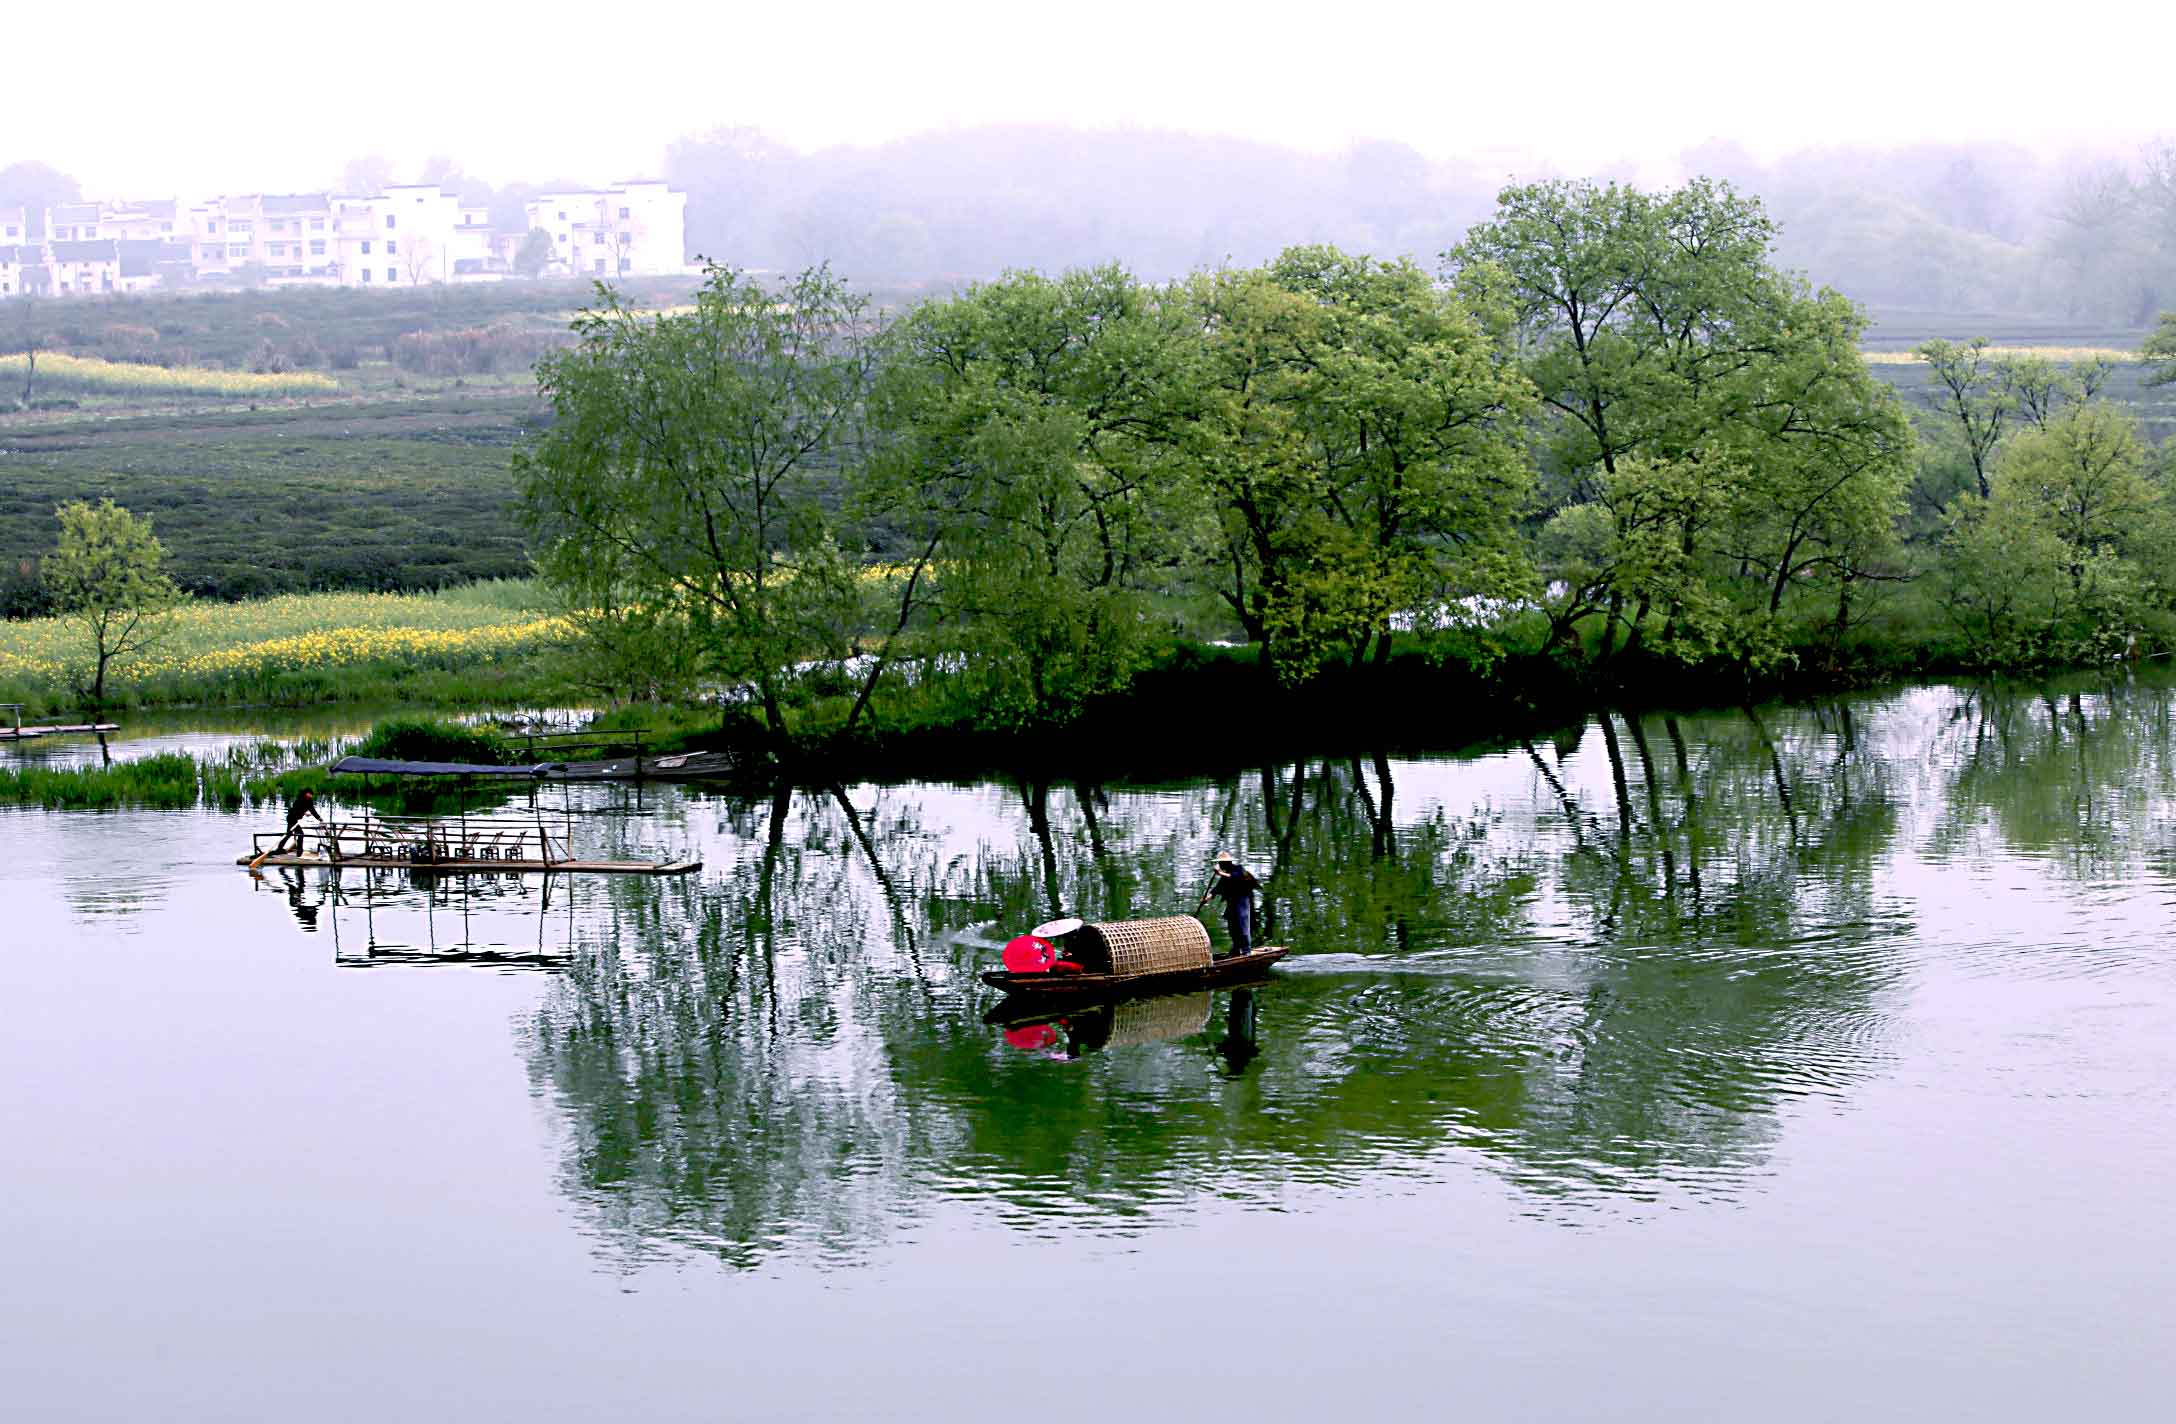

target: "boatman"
[269,786,325,858]
[1197,851,1260,958]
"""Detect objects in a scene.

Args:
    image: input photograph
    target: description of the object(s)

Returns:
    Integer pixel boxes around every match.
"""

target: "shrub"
[390,324,558,377]
[348,716,511,765]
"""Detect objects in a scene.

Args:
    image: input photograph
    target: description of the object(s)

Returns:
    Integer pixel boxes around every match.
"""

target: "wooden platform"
[0,722,119,741]
[238,853,701,875]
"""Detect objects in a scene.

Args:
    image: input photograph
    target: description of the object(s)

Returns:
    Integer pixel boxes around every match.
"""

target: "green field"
[9,277,701,376]
[0,389,545,613]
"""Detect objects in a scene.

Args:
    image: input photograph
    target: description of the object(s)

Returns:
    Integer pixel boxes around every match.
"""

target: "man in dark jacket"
[270,787,325,857]
[1198,851,1260,957]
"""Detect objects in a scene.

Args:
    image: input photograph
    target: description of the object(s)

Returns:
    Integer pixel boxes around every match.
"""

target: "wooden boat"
[980,914,1286,1000]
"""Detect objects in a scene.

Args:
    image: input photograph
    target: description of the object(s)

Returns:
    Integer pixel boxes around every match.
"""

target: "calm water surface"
[4,675,2173,1420]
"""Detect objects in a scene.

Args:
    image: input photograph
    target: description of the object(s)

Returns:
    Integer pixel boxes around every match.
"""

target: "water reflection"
[507,685,1990,1268]
[250,862,584,969]
[987,992,1215,1060]
[46,670,2176,1269]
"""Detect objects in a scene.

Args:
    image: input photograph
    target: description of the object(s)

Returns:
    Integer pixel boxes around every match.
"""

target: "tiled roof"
[0,244,35,264]
[115,238,176,276]
[262,192,331,214]
[51,239,119,261]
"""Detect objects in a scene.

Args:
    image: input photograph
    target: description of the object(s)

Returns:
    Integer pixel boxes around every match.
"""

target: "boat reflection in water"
[987,989,1219,1061]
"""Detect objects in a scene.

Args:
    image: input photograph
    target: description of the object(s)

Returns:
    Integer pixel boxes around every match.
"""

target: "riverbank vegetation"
[9,177,2176,766]
[515,177,2176,776]
[0,716,537,810]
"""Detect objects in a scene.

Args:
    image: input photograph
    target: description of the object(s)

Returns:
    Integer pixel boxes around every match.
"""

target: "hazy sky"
[17,0,2167,195]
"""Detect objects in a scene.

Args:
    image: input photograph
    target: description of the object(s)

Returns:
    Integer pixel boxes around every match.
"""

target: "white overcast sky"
[15,0,2167,195]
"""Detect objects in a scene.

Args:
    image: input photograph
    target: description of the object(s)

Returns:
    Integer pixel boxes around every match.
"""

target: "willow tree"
[1185,246,1534,684]
[515,264,878,737]
[871,265,1198,726]
[1450,180,1913,667]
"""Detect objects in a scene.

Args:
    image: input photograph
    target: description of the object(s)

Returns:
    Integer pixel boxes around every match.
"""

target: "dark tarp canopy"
[327,756,565,778]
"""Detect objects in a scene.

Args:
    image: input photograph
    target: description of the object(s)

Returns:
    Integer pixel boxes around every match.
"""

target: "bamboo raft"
[239,813,699,876]
[980,914,1287,1001]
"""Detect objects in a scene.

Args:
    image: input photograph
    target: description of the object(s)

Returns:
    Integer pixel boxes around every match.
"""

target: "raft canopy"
[1058,916,1212,976]
[328,755,564,778]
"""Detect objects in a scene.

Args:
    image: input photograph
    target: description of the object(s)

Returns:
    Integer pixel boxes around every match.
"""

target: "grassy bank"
[0,717,538,812]
[2,625,2152,812]
[609,597,2151,789]
[0,582,577,715]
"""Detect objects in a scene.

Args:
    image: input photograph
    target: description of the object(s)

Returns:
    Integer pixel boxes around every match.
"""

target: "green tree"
[1915,337,2108,496]
[2144,312,2176,387]
[44,499,183,705]
[1940,402,2164,663]
[513,227,556,279]
[1450,180,1912,666]
[1936,493,2071,666]
[1715,289,1913,652]
[872,265,1197,725]
[515,264,879,741]
[1186,246,1534,683]
[1996,401,2160,597]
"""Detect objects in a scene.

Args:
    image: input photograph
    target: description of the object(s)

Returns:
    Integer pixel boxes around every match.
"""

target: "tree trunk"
[1599,590,1624,660]
[1619,595,1651,659]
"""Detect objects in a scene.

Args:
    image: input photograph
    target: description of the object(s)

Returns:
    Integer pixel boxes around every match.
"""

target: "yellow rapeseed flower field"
[0,352,337,398]
[1861,346,2140,365]
[0,585,569,689]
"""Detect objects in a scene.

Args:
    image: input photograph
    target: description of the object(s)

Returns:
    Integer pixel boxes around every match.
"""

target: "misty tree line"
[515,177,2176,742]
[643,128,2176,326]
[663,129,2176,326]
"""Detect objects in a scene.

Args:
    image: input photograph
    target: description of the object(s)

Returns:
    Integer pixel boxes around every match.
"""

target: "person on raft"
[269,787,325,857]
[1198,851,1261,958]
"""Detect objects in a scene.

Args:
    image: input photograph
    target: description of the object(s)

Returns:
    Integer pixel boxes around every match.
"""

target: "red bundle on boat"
[1002,935,1056,973]
[1001,934,1083,974]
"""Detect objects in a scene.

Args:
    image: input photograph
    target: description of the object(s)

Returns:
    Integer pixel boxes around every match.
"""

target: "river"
[3,673,2172,1420]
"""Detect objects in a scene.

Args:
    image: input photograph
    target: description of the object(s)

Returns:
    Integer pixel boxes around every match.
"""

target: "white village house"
[1,180,687,298]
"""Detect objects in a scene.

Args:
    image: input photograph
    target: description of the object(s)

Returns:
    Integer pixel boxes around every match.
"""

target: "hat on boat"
[1213,851,1235,874]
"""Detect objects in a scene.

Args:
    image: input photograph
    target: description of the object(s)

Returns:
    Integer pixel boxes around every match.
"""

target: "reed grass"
[347,717,511,765]
[0,717,529,811]
[0,752,209,810]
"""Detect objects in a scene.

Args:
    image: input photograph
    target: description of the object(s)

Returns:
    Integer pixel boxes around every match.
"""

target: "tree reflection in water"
[510,674,2176,1269]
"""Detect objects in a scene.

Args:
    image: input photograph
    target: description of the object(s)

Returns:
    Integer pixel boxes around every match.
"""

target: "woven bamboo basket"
[1075,915,1212,976]
[1104,992,1213,1047]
